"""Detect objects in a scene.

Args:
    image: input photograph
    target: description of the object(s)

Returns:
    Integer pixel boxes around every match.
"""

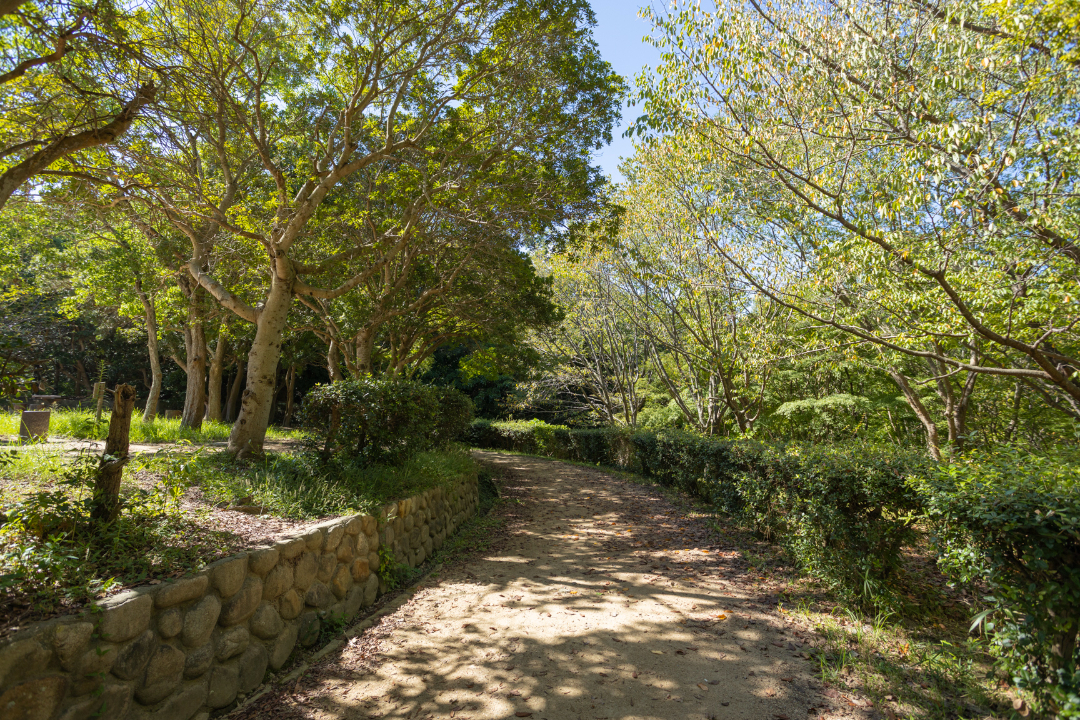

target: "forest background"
[1,0,1079,715]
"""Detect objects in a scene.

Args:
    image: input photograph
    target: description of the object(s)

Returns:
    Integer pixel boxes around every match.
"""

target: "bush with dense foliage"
[302,378,472,465]
[914,451,1080,717]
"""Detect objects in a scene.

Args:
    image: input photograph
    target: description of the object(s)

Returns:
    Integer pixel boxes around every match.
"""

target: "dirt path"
[234,452,873,720]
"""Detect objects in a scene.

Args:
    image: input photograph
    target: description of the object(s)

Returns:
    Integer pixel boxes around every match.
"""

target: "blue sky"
[588,1,664,184]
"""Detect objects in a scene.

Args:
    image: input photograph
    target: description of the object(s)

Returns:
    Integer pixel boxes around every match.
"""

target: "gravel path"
[233,451,873,720]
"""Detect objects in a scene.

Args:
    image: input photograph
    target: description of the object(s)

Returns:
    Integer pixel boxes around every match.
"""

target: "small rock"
[335,540,353,564]
[268,623,299,671]
[153,576,208,609]
[181,595,221,648]
[331,565,352,600]
[0,676,68,720]
[206,665,239,708]
[293,552,317,590]
[344,584,364,618]
[111,630,156,680]
[248,547,279,577]
[297,612,320,647]
[219,576,263,626]
[322,524,344,552]
[249,604,284,640]
[53,623,93,671]
[149,676,207,720]
[215,626,249,661]
[157,608,183,639]
[363,574,379,607]
[183,642,214,679]
[317,553,336,583]
[97,591,153,643]
[273,537,305,560]
[55,682,131,720]
[305,581,332,609]
[277,589,303,620]
[207,555,248,598]
[74,643,118,682]
[351,558,370,582]
[234,643,268,694]
[262,563,293,600]
[135,643,185,704]
[301,528,323,552]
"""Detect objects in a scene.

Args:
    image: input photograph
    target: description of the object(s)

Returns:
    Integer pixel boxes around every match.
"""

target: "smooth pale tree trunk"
[328,339,343,382]
[137,283,162,422]
[225,357,244,422]
[888,368,942,462]
[206,334,228,422]
[228,274,293,456]
[180,319,208,429]
[355,329,376,376]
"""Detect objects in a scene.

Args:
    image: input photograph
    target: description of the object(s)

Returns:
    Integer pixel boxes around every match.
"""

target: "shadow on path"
[233,452,874,720]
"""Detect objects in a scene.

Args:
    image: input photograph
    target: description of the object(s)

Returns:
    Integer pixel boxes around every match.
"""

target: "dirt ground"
[233,451,876,720]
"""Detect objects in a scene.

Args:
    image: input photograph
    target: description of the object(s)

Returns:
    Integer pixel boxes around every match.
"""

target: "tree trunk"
[328,339,343,382]
[180,303,208,429]
[206,333,228,422]
[888,368,942,462]
[225,357,244,422]
[355,329,376,376]
[228,273,293,456]
[282,363,297,427]
[137,284,162,422]
[91,384,136,523]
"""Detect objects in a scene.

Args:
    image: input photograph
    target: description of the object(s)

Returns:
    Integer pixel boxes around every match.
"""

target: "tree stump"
[91,384,137,523]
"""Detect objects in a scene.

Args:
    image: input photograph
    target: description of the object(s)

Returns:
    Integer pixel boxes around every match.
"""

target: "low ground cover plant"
[0,451,239,629]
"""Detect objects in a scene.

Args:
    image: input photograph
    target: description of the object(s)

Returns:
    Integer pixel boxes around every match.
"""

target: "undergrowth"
[0,451,239,633]
[175,445,477,519]
[0,409,300,444]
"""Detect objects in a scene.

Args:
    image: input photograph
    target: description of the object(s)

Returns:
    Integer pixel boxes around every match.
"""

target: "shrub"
[736,443,928,607]
[302,378,469,465]
[431,387,474,448]
[914,451,1080,717]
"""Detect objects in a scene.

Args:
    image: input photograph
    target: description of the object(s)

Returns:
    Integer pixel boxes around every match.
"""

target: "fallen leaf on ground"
[651,650,665,655]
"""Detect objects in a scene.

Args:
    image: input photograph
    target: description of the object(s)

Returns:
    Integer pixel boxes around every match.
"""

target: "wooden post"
[93,381,107,422]
[91,384,137,523]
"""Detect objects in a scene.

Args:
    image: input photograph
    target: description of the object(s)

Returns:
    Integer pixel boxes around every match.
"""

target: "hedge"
[914,451,1080,717]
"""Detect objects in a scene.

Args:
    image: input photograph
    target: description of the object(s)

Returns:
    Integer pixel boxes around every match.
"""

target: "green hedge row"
[302,378,473,466]
[466,419,1080,714]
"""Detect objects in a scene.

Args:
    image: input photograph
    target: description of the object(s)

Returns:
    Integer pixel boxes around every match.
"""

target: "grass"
[172,445,477,519]
[472,446,1014,720]
[0,409,301,444]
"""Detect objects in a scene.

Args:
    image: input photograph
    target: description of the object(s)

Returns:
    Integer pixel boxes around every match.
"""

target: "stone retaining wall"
[0,473,479,720]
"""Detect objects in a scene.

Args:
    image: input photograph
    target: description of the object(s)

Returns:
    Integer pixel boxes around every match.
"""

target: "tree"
[85,0,622,455]
[636,0,1080,435]
[0,0,155,209]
